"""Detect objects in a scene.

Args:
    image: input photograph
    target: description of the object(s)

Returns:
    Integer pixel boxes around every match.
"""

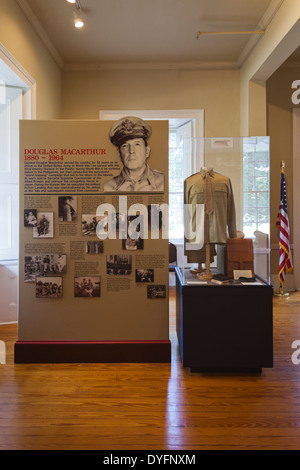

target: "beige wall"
[0,0,62,119]
[62,68,240,137]
[267,64,300,275]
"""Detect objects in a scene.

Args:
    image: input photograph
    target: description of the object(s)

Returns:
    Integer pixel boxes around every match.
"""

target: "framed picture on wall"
[36,277,63,298]
[74,276,101,298]
[33,212,54,239]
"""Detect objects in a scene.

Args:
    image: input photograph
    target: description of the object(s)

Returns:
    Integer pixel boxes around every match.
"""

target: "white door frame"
[0,43,36,119]
[0,44,35,323]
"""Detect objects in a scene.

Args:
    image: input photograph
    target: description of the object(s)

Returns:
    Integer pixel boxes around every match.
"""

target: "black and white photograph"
[104,116,164,193]
[136,269,154,283]
[147,285,166,299]
[127,214,146,240]
[42,254,67,275]
[58,196,77,222]
[111,212,127,232]
[25,255,43,282]
[25,254,67,282]
[74,276,101,298]
[86,241,104,254]
[122,235,144,251]
[82,214,107,236]
[106,255,132,275]
[148,205,163,230]
[33,212,54,239]
[36,277,63,299]
[24,209,37,228]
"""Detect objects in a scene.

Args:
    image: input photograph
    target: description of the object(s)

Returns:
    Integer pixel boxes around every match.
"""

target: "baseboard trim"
[14,340,171,364]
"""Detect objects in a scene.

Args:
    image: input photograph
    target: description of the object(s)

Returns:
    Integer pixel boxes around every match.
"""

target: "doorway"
[0,53,34,323]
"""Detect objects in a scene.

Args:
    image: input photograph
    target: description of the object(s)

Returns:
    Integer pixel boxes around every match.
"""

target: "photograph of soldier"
[86,241,104,254]
[24,209,37,227]
[58,196,77,222]
[110,212,127,233]
[135,269,154,283]
[24,255,43,282]
[36,277,63,298]
[74,277,101,298]
[122,235,144,251]
[106,255,132,275]
[33,213,54,238]
[104,116,164,193]
[25,254,67,282]
[147,285,166,299]
[82,214,107,236]
[148,204,163,230]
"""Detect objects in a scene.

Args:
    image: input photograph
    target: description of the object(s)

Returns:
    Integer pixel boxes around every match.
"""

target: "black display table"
[175,267,273,373]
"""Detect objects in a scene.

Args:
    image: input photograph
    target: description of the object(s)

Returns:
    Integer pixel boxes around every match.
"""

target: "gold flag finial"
[281,160,286,174]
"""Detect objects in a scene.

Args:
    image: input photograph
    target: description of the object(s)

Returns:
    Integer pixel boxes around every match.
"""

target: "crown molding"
[0,41,35,86]
[237,0,285,67]
[16,0,65,70]
[63,61,239,72]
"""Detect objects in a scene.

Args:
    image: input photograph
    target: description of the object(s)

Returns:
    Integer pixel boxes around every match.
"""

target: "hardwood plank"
[1,288,300,449]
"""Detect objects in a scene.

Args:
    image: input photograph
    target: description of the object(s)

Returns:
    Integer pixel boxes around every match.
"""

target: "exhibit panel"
[15,119,171,363]
[176,136,273,372]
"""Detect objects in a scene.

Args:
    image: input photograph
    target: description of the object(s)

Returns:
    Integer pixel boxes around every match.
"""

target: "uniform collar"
[115,164,153,189]
[200,167,215,179]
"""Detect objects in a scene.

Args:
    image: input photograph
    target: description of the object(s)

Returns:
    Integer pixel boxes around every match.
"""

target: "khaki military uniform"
[184,168,237,249]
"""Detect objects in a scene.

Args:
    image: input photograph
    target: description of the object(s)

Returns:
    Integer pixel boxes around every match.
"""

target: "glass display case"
[176,136,270,286]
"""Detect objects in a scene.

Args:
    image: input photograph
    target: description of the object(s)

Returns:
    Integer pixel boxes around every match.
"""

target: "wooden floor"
[1,286,300,450]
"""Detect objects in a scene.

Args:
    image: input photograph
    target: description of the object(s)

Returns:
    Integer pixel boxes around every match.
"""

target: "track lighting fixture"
[74,10,84,28]
[66,0,85,29]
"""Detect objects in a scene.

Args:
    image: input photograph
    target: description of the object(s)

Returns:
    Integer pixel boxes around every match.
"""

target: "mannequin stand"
[190,264,204,275]
[197,243,213,281]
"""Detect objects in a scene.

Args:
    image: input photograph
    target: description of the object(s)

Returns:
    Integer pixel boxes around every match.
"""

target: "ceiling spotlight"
[66,0,76,3]
[74,10,84,28]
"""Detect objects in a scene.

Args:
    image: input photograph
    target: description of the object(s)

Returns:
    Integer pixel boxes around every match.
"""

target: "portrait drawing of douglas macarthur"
[104,117,164,192]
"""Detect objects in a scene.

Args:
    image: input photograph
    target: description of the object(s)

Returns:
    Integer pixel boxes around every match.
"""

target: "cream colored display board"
[18,120,169,342]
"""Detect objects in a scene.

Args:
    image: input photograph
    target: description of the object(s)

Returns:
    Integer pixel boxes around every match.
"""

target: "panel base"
[14,340,171,364]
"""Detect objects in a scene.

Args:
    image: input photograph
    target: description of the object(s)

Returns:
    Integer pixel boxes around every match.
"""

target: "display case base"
[190,368,262,374]
[176,267,273,372]
[14,340,171,364]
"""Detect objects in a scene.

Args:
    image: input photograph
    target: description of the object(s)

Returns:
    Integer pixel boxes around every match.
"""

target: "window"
[243,137,270,238]
[169,130,184,242]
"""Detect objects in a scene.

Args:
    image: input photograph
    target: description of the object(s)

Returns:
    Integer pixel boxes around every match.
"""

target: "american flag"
[276,171,293,285]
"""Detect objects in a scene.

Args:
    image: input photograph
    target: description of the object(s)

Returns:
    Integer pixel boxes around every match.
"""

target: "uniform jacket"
[184,168,237,246]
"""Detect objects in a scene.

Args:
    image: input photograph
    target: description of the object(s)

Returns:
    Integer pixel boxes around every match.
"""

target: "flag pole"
[274,281,290,297]
[274,160,290,298]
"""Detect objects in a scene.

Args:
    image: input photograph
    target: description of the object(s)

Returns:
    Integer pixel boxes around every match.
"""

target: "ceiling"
[18,0,283,69]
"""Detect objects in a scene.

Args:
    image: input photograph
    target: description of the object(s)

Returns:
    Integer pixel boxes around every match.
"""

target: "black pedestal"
[175,267,273,372]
